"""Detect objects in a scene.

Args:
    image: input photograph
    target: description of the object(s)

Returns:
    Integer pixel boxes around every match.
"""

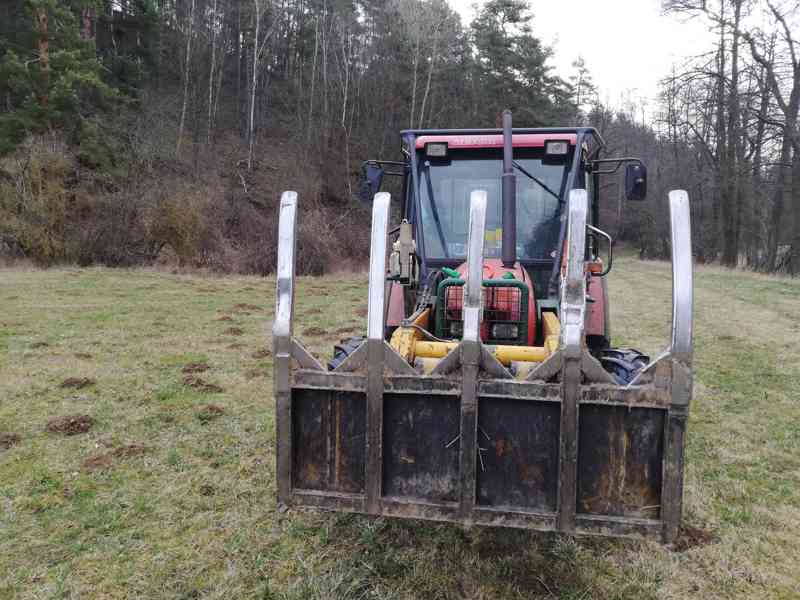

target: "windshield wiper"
[512,161,562,203]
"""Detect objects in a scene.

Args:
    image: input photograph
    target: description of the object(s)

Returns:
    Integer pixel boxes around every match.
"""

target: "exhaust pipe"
[501,109,517,268]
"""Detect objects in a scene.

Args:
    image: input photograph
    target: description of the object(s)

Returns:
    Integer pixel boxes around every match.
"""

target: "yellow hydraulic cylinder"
[415,340,549,365]
[542,311,561,355]
[493,344,549,364]
[415,341,457,358]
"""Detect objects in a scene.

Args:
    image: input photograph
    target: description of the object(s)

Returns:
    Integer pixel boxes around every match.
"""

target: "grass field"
[1,257,799,599]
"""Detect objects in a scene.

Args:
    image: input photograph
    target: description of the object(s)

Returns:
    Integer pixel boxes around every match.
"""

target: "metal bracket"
[586,224,613,277]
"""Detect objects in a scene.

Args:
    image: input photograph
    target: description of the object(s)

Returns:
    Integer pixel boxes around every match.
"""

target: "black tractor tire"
[598,348,650,385]
[328,337,366,371]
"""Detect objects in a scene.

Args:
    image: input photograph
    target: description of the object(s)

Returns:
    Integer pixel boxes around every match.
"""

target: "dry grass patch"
[232,303,262,312]
[1,263,798,599]
[302,326,327,337]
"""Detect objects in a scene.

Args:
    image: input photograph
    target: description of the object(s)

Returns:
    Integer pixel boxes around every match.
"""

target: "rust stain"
[494,438,510,457]
[518,461,543,486]
[399,449,416,464]
[303,462,321,486]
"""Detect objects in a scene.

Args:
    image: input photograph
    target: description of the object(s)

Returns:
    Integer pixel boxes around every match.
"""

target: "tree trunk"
[305,18,319,150]
[207,0,219,146]
[236,2,243,138]
[176,0,196,158]
[36,6,49,108]
[81,7,94,40]
[418,21,440,129]
[792,149,800,274]
[767,133,791,270]
[247,0,261,171]
[720,0,743,268]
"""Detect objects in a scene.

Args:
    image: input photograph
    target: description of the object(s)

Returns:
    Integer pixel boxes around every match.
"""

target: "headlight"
[491,323,518,339]
[545,140,569,156]
[425,142,448,158]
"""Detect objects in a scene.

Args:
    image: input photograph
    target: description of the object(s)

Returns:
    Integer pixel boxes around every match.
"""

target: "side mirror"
[625,162,647,201]
[359,162,385,204]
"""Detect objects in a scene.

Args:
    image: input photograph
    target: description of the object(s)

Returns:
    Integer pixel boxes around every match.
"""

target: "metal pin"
[478,447,486,472]
[479,426,492,442]
[445,434,461,449]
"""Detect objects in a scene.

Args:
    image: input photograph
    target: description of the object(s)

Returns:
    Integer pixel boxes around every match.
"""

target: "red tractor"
[273,111,694,543]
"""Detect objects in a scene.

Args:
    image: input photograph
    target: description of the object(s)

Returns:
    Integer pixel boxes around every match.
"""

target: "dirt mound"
[30,341,49,349]
[216,315,234,322]
[251,349,271,359]
[673,524,717,552]
[60,377,95,390]
[227,342,245,349]
[46,414,94,435]
[303,308,322,315]
[182,362,210,374]
[335,326,358,335]
[182,375,223,393]
[355,307,368,318]
[0,433,21,450]
[197,404,225,422]
[74,352,93,359]
[223,327,244,336]
[82,444,148,471]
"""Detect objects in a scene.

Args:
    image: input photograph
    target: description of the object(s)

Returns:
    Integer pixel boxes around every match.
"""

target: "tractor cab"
[363,121,647,354]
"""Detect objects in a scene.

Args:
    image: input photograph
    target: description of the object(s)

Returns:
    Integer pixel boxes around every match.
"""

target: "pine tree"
[0,0,116,153]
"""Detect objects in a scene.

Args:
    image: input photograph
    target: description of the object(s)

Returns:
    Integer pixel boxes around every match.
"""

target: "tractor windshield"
[417,148,571,261]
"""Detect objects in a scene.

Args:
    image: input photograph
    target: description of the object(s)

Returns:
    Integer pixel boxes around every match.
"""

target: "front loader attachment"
[273,189,693,543]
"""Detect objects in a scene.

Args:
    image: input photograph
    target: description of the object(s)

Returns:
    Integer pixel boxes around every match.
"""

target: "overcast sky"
[448,0,714,111]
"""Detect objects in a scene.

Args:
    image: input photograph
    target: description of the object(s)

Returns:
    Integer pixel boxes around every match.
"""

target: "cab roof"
[402,127,605,152]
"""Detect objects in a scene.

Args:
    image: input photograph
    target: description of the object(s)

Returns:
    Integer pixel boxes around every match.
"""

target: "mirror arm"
[591,157,644,175]
[363,159,406,177]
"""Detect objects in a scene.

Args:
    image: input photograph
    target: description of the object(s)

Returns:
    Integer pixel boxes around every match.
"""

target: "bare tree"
[207,0,221,145]
[743,1,800,271]
[247,0,275,170]
[177,0,197,158]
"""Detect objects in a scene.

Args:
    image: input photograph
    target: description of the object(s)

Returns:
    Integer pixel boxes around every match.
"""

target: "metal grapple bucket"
[273,188,693,542]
